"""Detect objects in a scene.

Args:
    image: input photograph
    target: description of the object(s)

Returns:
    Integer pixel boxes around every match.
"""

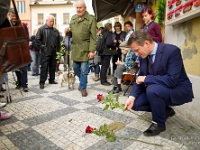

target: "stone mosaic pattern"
[0,68,200,150]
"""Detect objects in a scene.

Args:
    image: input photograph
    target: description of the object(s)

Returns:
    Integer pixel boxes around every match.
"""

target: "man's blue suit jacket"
[130,43,193,105]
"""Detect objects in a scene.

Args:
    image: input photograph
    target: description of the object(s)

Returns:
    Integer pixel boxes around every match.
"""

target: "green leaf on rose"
[111,103,115,109]
[119,104,125,111]
[99,125,104,132]
[106,102,110,105]
[104,124,108,131]
[106,135,116,142]
[103,105,109,111]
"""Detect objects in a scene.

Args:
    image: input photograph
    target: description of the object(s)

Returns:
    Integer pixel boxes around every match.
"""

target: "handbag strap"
[11,0,21,25]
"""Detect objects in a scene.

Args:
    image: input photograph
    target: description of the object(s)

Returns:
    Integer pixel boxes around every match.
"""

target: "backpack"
[96,34,106,52]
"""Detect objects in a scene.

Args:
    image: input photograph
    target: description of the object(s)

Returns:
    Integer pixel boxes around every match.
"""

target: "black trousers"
[15,65,28,88]
[39,51,56,84]
[100,55,111,84]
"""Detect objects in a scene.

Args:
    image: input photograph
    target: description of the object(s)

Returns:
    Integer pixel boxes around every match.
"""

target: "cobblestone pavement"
[0,67,200,150]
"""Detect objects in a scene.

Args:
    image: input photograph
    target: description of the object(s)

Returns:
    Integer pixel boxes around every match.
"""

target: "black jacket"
[0,0,10,26]
[35,24,60,56]
[99,30,117,56]
[112,31,126,47]
[29,35,39,51]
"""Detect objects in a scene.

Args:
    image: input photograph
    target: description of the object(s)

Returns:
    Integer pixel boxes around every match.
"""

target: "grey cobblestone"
[85,106,134,124]
[48,95,80,106]
[22,107,78,126]
[0,115,19,126]
[6,128,62,150]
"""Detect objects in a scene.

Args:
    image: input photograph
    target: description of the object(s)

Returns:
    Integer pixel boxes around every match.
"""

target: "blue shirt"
[150,42,158,62]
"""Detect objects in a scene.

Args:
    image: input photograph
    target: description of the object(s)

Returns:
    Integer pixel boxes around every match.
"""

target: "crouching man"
[124,30,193,136]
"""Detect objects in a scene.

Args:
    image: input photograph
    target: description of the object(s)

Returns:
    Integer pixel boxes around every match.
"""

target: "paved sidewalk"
[0,67,200,150]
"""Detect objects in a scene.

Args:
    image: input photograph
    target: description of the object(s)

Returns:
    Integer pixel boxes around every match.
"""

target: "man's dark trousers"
[132,84,178,127]
[100,55,111,84]
[15,65,28,88]
[40,47,56,84]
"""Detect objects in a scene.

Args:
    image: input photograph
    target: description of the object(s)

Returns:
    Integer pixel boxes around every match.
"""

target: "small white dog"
[56,71,76,88]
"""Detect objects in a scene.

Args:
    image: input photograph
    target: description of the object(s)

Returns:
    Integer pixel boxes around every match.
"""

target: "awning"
[92,0,134,22]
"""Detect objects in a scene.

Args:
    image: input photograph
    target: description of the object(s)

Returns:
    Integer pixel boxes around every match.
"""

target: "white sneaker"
[0,102,7,108]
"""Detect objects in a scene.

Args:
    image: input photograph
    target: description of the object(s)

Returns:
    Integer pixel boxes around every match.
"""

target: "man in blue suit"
[125,30,193,136]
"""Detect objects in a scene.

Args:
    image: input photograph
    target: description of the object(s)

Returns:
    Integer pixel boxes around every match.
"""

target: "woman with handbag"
[91,27,104,81]
[98,23,118,86]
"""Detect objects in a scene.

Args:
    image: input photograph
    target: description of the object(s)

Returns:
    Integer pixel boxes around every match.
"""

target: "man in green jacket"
[70,0,97,97]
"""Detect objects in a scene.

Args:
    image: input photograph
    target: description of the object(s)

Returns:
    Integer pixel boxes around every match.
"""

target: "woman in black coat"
[99,23,118,86]
[112,22,126,71]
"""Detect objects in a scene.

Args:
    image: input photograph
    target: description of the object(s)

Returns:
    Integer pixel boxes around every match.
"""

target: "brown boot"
[93,74,99,81]
[81,89,88,97]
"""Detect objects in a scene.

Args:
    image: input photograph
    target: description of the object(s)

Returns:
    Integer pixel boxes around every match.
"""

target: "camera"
[66,31,72,38]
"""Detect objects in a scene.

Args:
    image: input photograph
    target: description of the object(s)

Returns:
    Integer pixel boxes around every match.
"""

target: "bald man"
[70,0,97,97]
[36,15,60,89]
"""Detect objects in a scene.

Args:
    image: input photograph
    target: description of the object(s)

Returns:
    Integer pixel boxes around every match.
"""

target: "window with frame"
[63,13,70,24]
[16,1,26,14]
[50,13,57,25]
[38,14,44,25]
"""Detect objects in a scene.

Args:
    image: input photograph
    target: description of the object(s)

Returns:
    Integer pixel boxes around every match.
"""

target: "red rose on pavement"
[97,94,103,102]
[85,125,96,133]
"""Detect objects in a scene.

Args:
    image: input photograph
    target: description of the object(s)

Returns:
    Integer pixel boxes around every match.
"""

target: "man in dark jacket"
[36,15,60,89]
[125,30,193,136]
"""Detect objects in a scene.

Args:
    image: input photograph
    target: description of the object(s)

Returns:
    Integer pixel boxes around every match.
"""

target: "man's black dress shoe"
[49,81,58,84]
[143,123,166,136]
[165,108,175,120]
[108,86,117,94]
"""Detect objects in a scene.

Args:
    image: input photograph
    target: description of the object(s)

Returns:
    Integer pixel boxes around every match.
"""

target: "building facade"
[30,0,75,35]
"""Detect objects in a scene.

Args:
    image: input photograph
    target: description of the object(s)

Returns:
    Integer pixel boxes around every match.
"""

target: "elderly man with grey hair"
[70,0,97,97]
[36,15,60,89]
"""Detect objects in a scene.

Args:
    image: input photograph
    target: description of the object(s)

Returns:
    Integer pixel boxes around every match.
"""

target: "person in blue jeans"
[91,27,104,81]
[93,64,100,81]
[29,29,41,76]
[69,1,97,97]
[73,61,89,92]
